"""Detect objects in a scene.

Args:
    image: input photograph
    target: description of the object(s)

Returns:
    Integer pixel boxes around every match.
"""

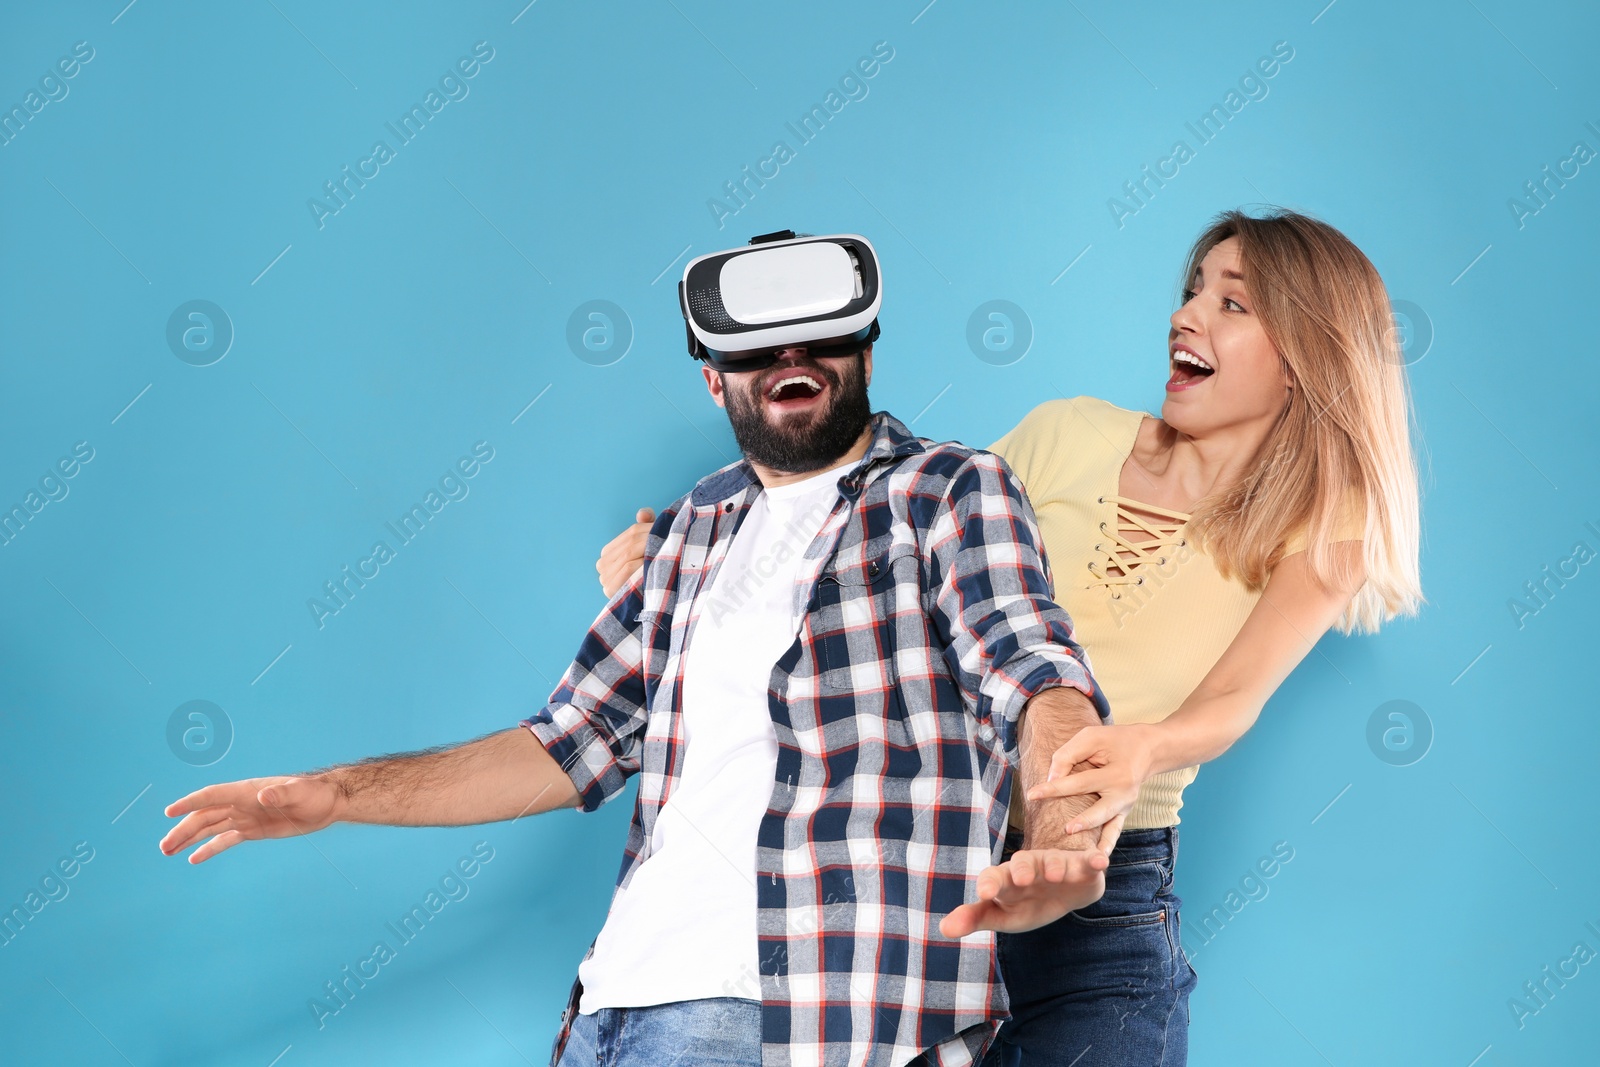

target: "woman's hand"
[597,507,653,598]
[1026,722,1163,840]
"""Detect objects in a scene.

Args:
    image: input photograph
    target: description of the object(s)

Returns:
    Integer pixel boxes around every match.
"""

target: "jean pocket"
[1067,859,1167,927]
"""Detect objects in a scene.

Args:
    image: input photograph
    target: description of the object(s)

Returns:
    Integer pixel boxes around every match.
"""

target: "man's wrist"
[308,769,354,822]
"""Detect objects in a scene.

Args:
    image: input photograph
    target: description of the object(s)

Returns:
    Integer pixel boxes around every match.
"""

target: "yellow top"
[989,396,1363,829]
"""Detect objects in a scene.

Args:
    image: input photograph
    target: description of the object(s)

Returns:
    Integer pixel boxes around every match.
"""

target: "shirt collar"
[689,410,925,507]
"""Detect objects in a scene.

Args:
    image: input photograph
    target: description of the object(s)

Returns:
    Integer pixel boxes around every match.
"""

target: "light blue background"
[2,1,1596,1064]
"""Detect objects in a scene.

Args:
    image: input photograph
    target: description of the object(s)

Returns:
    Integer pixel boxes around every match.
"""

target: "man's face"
[702,337,874,475]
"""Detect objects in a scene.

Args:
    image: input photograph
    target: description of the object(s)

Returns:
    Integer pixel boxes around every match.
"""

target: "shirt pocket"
[630,606,673,706]
[816,539,919,692]
[631,605,673,653]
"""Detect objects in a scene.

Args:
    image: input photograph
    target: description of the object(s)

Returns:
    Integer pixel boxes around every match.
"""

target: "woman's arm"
[1027,540,1368,834]
[1146,540,1367,772]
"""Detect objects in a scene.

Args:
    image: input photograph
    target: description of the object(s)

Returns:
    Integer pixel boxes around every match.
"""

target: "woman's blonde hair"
[1180,208,1423,634]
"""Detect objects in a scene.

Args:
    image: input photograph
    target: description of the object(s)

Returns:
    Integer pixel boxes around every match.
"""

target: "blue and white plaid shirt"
[523,410,1109,1067]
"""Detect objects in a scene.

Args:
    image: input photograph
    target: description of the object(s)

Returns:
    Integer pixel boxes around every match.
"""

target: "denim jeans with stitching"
[552,996,762,1066]
[550,996,959,1066]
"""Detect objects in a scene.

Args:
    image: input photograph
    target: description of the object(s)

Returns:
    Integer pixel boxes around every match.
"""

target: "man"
[160,232,1117,1067]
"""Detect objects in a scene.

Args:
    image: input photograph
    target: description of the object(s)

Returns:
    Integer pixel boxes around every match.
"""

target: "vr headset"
[679,230,882,372]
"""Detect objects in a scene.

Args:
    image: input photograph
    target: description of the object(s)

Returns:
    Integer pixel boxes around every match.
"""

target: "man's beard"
[721,356,873,475]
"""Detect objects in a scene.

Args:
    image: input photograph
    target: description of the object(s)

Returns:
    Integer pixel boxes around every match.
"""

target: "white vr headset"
[679,230,882,371]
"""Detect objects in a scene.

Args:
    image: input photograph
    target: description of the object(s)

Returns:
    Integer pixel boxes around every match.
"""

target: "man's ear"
[702,366,726,408]
[862,344,873,388]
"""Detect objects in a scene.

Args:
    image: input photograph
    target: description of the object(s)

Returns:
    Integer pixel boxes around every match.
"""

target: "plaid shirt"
[522,410,1109,1067]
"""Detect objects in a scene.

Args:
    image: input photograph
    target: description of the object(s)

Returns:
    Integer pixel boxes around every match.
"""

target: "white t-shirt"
[577,459,851,1012]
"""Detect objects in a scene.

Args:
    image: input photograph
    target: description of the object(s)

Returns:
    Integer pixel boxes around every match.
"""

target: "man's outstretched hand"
[160,776,345,865]
[939,847,1111,938]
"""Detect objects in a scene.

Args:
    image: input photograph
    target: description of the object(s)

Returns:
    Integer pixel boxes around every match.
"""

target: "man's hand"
[939,847,1110,938]
[938,683,1125,936]
[160,776,345,865]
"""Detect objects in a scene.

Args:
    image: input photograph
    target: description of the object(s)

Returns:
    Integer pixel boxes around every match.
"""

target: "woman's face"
[1162,236,1291,436]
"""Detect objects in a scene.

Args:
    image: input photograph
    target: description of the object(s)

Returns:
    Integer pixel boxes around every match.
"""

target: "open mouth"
[765,372,826,406]
[1168,347,1215,389]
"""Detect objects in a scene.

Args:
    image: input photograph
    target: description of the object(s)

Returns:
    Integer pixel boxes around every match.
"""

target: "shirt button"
[866,561,880,577]
[724,502,734,513]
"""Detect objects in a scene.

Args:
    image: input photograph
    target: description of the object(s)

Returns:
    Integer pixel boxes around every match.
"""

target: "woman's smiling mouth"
[1167,344,1215,391]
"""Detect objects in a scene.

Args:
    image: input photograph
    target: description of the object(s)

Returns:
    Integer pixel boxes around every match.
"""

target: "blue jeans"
[981,826,1198,1067]
[552,997,762,1066]
[550,996,950,1066]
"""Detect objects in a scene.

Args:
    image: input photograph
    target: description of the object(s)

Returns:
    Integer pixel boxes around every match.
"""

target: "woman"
[595,209,1422,1065]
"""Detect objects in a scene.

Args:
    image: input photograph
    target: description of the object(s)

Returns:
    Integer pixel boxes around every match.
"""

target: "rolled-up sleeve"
[925,452,1111,766]
[519,567,650,812]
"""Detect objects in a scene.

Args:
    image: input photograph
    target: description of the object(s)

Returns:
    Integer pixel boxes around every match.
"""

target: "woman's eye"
[1180,289,1195,303]
[1224,297,1246,312]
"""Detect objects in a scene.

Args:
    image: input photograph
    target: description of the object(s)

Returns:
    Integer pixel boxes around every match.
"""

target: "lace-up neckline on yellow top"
[1087,494,1190,596]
